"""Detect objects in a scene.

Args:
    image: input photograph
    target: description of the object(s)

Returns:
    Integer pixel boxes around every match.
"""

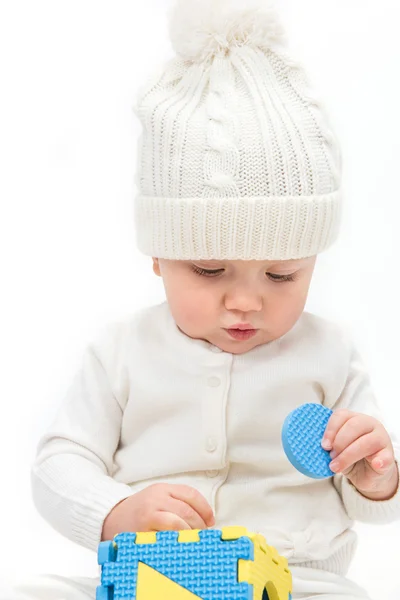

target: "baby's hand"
[101,483,215,541]
[322,409,399,500]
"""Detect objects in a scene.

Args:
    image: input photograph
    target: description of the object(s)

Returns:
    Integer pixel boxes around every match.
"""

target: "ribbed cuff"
[32,455,135,553]
[134,190,342,260]
[341,465,400,524]
[70,478,134,551]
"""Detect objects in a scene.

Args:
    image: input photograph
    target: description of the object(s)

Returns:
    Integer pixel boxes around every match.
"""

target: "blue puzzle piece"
[97,529,254,600]
[282,403,334,479]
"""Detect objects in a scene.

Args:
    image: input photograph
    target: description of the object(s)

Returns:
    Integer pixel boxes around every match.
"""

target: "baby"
[4,1,400,599]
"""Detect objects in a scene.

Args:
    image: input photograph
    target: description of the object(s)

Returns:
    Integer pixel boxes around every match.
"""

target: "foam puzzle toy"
[281,402,334,479]
[97,526,292,600]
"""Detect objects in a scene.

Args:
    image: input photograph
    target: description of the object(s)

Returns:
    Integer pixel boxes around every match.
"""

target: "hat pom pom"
[168,0,286,64]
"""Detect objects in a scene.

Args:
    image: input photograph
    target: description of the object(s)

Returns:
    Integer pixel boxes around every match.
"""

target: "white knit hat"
[133,0,342,260]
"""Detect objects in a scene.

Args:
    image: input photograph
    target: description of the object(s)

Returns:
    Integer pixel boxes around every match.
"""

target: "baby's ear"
[152,257,161,276]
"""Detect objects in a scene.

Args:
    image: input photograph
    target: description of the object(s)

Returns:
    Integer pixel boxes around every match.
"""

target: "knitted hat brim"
[134,190,342,260]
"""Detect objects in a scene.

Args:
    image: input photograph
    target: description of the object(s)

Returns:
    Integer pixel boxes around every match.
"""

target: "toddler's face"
[153,256,316,354]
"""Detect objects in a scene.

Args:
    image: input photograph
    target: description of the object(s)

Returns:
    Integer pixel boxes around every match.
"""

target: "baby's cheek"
[278,296,305,327]
[173,293,211,332]
[270,297,305,337]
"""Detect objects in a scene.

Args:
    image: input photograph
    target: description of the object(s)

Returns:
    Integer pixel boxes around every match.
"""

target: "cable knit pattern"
[133,0,342,260]
[203,57,240,198]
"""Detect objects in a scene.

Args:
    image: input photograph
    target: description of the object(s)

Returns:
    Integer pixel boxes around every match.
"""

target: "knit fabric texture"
[133,0,342,260]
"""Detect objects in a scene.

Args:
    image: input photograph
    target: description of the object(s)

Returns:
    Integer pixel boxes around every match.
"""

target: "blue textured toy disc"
[282,403,334,479]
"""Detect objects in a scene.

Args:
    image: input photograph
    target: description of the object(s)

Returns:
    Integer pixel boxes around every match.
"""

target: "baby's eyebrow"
[193,260,224,267]
[192,260,302,270]
[267,262,300,270]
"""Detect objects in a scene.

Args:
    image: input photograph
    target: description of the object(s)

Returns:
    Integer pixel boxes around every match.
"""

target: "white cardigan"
[31,301,400,576]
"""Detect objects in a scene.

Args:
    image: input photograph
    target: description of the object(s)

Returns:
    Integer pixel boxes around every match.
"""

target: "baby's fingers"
[170,485,215,527]
[329,432,387,474]
[322,410,355,451]
[162,497,208,530]
[151,511,191,532]
[366,448,396,474]
[328,414,375,459]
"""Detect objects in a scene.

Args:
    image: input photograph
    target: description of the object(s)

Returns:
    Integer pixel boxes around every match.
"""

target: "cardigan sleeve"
[31,341,134,552]
[331,344,400,523]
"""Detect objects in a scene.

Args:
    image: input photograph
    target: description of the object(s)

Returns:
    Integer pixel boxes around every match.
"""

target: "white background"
[1,0,399,597]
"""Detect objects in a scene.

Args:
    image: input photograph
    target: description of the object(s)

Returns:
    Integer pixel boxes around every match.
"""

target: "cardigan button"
[205,436,217,452]
[206,470,219,478]
[207,376,221,387]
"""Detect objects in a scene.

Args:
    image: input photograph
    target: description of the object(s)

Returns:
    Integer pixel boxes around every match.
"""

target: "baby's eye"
[191,266,296,281]
[191,265,224,277]
[266,272,296,283]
